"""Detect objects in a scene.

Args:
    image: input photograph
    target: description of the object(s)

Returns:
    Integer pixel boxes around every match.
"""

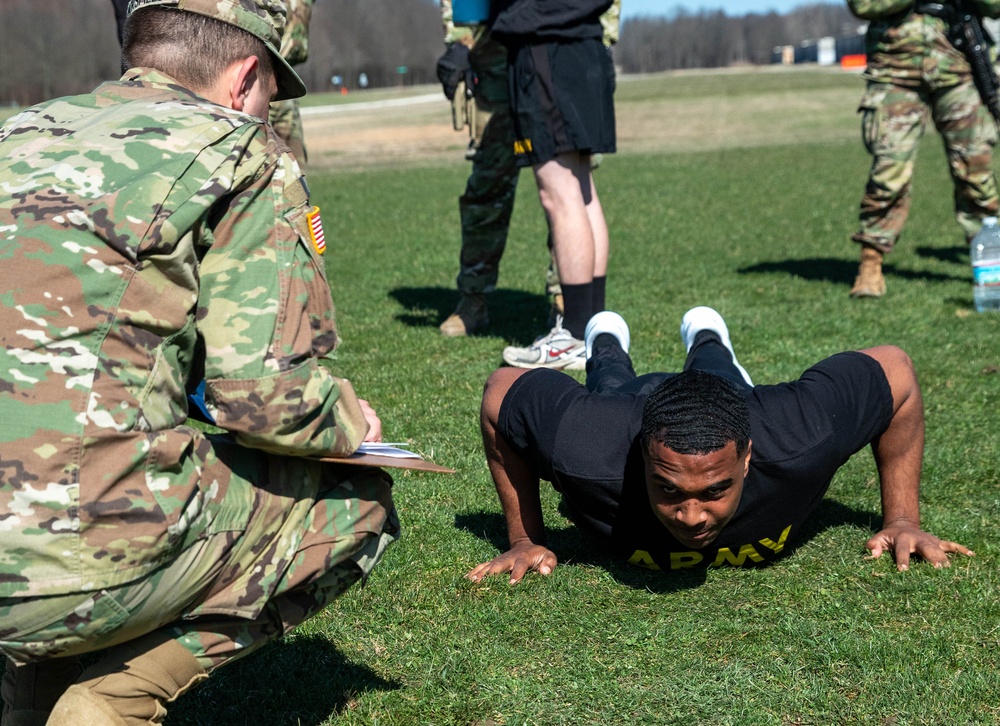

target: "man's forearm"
[873,427,923,527]
[862,346,925,525]
[480,369,548,547]
[488,428,547,546]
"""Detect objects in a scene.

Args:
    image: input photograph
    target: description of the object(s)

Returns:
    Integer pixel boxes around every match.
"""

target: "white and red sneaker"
[502,317,586,371]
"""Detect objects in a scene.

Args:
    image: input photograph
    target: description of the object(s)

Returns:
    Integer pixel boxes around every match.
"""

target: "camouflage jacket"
[280,0,315,67]
[0,68,368,598]
[850,0,1000,87]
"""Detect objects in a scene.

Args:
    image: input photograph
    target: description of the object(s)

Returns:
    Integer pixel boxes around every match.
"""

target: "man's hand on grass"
[866,520,975,571]
[466,541,557,584]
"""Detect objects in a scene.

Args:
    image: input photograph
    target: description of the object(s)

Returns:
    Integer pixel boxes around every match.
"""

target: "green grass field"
[169,69,999,725]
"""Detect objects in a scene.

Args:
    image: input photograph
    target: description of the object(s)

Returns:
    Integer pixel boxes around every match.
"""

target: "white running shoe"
[502,317,586,370]
[584,311,631,359]
[679,306,753,386]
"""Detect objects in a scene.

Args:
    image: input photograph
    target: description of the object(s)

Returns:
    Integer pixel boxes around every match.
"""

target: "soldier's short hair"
[123,7,275,95]
[640,370,751,458]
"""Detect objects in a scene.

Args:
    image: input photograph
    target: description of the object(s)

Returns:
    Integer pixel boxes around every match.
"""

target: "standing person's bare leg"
[503,153,599,371]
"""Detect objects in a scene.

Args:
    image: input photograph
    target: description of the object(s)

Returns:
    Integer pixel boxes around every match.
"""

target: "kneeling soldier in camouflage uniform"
[0,1,399,723]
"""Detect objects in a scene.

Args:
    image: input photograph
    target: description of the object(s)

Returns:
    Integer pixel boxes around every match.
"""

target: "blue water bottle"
[452,0,490,25]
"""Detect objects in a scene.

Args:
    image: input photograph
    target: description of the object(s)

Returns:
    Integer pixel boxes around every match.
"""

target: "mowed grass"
[168,69,1000,725]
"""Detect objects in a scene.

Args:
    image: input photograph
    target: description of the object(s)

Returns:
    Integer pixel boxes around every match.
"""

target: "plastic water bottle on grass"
[972,216,1000,312]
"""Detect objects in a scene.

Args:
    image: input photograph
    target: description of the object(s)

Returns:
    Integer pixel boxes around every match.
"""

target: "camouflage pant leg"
[0,451,397,674]
[853,83,928,253]
[170,560,364,674]
[269,99,307,167]
[457,106,520,296]
[170,461,398,673]
[456,54,520,296]
[930,81,1000,241]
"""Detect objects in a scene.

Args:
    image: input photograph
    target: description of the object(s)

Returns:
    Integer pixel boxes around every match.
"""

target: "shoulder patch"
[307,206,326,255]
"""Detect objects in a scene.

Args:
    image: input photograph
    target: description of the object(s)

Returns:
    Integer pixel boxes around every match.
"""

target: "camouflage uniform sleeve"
[198,132,368,457]
[601,0,620,47]
[441,0,476,46]
[847,0,912,20]
[279,0,315,66]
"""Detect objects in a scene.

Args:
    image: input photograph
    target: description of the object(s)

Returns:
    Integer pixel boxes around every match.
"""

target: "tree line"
[616,3,859,72]
[0,0,855,108]
[0,0,444,107]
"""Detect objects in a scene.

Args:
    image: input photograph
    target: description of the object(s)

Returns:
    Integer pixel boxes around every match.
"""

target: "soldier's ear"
[227,55,260,113]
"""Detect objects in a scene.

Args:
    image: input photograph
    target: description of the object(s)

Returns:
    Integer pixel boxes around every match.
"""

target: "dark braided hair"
[640,370,750,457]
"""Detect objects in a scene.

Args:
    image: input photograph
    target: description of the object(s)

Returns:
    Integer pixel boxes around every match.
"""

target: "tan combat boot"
[849,247,886,298]
[1,656,81,726]
[439,294,489,337]
[46,636,207,726]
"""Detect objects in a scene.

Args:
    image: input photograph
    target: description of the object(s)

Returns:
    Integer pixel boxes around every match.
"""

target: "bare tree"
[617,2,854,73]
[0,0,855,107]
[1,0,119,107]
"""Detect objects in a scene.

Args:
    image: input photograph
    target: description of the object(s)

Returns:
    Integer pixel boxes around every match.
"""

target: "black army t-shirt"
[497,352,895,570]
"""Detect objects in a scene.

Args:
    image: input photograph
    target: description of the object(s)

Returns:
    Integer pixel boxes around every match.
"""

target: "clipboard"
[313,443,455,474]
[313,453,455,474]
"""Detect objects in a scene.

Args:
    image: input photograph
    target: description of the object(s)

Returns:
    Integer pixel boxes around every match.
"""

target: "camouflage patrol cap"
[127,0,307,100]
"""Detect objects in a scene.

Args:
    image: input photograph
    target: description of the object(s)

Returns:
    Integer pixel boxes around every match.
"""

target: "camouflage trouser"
[457,46,520,297]
[0,441,398,674]
[853,80,999,253]
[269,98,307,167]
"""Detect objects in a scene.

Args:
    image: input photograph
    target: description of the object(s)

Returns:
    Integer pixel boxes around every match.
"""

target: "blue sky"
[621,0,837,20]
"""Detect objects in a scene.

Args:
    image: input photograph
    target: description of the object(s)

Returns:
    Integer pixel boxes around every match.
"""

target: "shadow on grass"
[389,286,551,344]
[456,498,880,594]
[780,498,881,558]
[914,244,967,265]
[737,257,966,285]
[168,635,399,726]
[455,510,707,593]
[944,296,977,309]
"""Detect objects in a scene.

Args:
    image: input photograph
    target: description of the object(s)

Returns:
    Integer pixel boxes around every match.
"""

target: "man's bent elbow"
[481,368,528,429]
[859,345,915,377]
[859,345,921,411]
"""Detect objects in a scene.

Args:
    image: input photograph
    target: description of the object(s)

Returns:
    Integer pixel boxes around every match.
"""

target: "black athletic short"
[508,37,617,167]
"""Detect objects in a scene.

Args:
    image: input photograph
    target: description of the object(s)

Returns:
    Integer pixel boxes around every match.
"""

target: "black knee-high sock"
[561,282,593,339]
[592,275,606,314]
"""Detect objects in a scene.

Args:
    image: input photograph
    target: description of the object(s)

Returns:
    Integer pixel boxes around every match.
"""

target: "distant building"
[775,18,1000,68]
[772,24,865,67]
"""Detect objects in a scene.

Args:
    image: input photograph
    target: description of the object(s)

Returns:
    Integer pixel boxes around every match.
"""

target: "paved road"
[301,93,442,116]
